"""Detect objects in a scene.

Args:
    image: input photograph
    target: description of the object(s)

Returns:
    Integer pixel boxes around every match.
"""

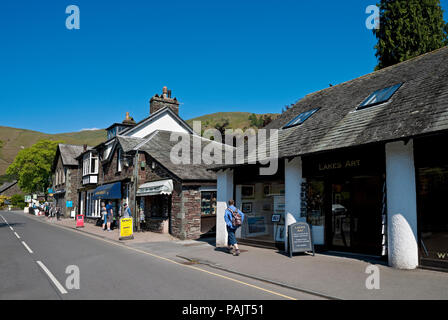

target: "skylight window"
[282,108,319,129]
[358,83,403,110]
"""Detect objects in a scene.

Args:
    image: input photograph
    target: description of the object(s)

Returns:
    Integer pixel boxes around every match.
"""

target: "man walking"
[224,200,244,256]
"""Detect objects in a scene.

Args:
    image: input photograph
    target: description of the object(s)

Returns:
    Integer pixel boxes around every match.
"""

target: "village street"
[0,210,319,300]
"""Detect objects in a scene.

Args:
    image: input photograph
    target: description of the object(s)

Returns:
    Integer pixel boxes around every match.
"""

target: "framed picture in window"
[275,224,285,242]
[263,184,271,197]
[241,202,252,214]
[241,185,255,199]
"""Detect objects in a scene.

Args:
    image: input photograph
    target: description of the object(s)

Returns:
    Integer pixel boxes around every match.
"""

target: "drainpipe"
[133,150,140,232]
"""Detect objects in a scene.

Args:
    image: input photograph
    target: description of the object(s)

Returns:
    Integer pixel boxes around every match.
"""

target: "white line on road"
[14,232,21,239]
[9,226,14,231]
[21,241,33,254]
[36,261,68,295]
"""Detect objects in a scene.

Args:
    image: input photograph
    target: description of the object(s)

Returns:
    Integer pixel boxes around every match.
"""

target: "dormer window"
[282,108,320,129]
[357,83,403,110]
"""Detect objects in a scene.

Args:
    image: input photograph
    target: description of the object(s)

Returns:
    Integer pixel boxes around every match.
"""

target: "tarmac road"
[0,211,323,300]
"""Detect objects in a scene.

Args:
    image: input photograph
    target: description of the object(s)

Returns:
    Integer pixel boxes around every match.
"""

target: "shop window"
[282,108,319,129]
[201,191,217,215]
[357,83,403,110]
[149,195,170,218]
[305,180,325,226]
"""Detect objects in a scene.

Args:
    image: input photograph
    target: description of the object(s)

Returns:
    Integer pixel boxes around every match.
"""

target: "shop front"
[233,163,285,249]
[91,182,123,227]
[414,134,448,271]
[137,179,173,233]
[301,145,386,256]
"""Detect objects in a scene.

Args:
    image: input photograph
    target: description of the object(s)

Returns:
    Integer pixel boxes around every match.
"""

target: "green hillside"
[186,112,280,131]
[0,126,106,176]
[0,111,279,176]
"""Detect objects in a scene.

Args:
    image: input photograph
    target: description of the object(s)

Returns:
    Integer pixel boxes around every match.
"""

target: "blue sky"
[1,0,447,133]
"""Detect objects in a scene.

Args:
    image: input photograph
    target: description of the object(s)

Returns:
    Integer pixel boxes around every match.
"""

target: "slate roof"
[117,131,234,181]
[58,144,90,166]
[264,46,448,159]
[0,180,17,194]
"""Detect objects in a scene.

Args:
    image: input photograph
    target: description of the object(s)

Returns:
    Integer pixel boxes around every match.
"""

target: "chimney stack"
[149,87,180,115]
[83,144,87,152]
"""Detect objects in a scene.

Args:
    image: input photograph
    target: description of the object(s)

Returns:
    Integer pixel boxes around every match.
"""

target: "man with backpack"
[224,200,245,256]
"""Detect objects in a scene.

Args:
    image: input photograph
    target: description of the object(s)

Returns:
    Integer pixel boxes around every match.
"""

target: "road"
[0,211,322,300]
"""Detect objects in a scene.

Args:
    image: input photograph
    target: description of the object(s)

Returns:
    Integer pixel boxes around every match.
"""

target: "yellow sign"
[119,218,134,239]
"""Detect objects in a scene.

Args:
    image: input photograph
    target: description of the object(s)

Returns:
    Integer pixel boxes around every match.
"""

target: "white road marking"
[21,241,33,254]
[14,232,21,239]
[36,261,68,295]
[9,226,14,231]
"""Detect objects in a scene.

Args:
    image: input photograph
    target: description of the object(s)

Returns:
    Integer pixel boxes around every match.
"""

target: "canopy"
[92,182,122,200]
[137,179,173,197]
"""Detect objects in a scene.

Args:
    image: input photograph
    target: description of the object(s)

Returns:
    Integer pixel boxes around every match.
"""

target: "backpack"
[229,207,242,227]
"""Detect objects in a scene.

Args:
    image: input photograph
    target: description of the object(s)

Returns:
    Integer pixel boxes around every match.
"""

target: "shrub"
[10,194,26,209]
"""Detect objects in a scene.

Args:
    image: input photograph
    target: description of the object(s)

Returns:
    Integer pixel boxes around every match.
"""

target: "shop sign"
[66,201,73,208]
[318,159,361,171]
[288,221,315,257]
[119,218,134,240]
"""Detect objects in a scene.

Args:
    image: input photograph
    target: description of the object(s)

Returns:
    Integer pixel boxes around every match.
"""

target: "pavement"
[6,210,448,300]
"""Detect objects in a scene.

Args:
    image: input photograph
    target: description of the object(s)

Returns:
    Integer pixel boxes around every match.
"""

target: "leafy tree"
[10,194,26,209]
[6,140,62,194]
[373,0,448,70]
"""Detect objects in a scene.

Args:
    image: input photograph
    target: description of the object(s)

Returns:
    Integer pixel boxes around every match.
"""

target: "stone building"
[76,87,225,239]
[51,144,87,217]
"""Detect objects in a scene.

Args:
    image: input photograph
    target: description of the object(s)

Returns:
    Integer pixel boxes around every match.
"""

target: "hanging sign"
[288,221,315,257]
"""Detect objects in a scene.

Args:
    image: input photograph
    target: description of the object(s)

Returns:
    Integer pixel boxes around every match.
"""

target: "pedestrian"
[224,199,244,256]
[123,203,131,218]
[105,201,113,232]
[100,202,108,230]
[56,206,61,220]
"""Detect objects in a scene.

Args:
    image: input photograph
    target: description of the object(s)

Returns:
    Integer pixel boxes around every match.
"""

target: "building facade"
[215,47,448,272]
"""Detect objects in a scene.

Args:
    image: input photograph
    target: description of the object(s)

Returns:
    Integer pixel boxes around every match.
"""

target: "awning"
[92,182,122,200]
[137,179,173,196]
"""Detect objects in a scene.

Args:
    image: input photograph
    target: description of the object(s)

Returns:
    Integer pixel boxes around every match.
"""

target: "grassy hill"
[186,112,280,131]
[0,126,106,176]
[0,111,279,176]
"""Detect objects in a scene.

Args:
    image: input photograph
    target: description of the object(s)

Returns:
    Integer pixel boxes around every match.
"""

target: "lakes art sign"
[318,159,361,171]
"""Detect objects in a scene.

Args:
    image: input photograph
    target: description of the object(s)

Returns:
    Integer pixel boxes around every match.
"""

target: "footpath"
[18,211,448,300]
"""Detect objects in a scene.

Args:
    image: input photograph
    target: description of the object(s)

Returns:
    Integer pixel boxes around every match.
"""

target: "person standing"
[100,202,107,230]
[105,201,113,232]
[123,203,131,218]
[224,200,245,256]
[56,206,61,220]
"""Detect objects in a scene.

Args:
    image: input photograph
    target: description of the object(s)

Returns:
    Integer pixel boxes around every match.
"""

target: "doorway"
[327,176,383,255]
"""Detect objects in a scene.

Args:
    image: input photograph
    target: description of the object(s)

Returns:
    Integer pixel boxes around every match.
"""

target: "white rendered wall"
[385,140,419,269]
[129,114,189,138]
[216,169,234,247]
[284,157,305,251]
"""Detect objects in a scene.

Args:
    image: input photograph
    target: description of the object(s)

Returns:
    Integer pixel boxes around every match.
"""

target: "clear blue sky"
[1,0,447,134]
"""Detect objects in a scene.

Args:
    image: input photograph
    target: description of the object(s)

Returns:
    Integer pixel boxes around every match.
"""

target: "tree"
[6,140,62,194]
[373,0,448,70]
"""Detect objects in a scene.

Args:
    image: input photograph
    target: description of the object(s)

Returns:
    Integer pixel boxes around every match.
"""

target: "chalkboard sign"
[288,222,315,257]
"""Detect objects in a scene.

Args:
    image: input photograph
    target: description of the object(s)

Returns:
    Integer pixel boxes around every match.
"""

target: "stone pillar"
[216,169,234,247]
[385,140,419,269]
[284,157,304,251]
